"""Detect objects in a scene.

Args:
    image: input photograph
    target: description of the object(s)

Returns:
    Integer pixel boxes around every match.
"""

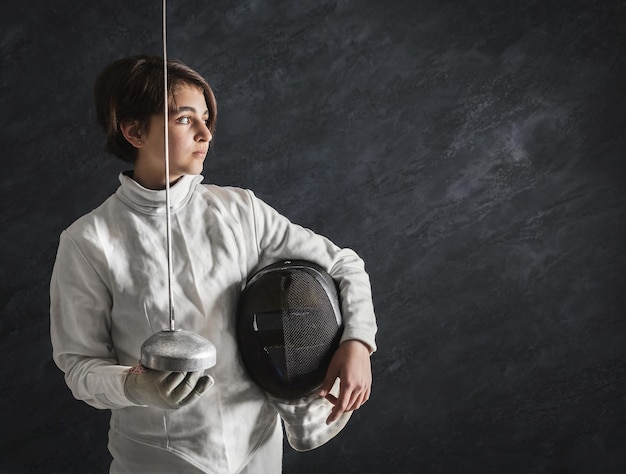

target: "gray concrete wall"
[1,0,625,472]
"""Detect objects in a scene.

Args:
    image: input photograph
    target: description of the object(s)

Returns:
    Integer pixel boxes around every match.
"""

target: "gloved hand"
[124,365,214,410]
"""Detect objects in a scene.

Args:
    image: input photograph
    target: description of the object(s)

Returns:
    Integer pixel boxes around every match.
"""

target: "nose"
[196,121,212,142]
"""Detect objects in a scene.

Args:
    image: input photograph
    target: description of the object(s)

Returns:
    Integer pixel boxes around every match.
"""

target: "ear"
[120,119,144,148]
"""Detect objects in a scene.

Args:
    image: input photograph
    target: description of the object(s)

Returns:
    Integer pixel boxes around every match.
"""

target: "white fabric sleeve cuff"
[85,364,135,409]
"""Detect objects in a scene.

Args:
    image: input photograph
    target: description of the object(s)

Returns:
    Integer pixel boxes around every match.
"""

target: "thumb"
[318,366,339,399]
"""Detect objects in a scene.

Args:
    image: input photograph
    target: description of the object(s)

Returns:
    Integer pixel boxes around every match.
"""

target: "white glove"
[267,379,351,452]
[124,365,214,410]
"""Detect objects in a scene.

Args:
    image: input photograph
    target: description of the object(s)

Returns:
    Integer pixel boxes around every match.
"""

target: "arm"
[247,191,377,351]
[50,231,132,409]
[50,231,211,410]
[246,191,377,442]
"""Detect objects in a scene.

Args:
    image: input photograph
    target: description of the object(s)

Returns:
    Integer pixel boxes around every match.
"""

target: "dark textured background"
[1,0,625,473]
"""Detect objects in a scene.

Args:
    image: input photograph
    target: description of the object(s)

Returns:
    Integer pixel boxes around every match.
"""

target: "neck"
[132,166,183,190]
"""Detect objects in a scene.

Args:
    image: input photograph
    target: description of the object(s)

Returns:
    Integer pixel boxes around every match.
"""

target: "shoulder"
[196,184,260,214]
[62,193,120,246]
[198,183,253,202]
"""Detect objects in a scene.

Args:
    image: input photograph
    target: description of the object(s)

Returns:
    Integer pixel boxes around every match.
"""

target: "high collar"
[115,172,204,215]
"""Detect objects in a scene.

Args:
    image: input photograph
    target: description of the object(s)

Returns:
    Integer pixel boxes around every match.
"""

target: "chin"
[181,164,204,176]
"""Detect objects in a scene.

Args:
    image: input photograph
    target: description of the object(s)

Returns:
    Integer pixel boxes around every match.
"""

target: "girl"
[50,55,377,473]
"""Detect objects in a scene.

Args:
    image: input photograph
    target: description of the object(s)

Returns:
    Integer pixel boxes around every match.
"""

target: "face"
[133,84,211,189]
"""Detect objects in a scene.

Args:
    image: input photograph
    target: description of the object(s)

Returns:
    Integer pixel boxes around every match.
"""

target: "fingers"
[326,384,355,424]
[348,385,371,411]
[168,372,200,404]
[180,375,214,406]
[324,393,338,405]
[160,372,212,407]
[195,374,215,395]
[324,378,372,425]
[160,371,185,392]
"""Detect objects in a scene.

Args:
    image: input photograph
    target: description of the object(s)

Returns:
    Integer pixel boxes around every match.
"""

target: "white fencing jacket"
[50,173,377,473]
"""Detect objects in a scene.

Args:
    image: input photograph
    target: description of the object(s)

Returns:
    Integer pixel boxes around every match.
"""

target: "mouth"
[193,149,208,157]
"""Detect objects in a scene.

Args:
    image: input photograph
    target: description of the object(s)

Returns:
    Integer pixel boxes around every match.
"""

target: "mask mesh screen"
[237,261,343,399]
[281,271,338,378]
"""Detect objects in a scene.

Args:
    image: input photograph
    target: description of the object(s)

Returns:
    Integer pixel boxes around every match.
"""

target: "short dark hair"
[94,55,217,163]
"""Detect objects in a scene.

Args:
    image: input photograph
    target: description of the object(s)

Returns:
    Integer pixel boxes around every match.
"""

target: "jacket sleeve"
[246,190,377,352]
[242,190,377,450]
[50,231,134,410]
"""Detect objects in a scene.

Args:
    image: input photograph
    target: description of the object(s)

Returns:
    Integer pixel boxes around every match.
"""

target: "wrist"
[341,339,372,355]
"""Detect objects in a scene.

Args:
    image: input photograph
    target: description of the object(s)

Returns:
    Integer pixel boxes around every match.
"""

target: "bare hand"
[318,339,372,424]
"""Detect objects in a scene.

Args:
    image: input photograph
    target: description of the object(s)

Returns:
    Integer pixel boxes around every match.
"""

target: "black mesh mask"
[236,260,343,399]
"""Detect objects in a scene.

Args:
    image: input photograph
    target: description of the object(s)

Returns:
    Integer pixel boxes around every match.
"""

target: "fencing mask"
[236,260,343,400]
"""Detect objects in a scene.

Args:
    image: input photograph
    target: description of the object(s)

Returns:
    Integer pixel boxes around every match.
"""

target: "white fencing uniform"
[50,172,377,473]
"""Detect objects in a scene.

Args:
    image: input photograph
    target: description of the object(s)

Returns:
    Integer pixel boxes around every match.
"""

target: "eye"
[176,116,192,125]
